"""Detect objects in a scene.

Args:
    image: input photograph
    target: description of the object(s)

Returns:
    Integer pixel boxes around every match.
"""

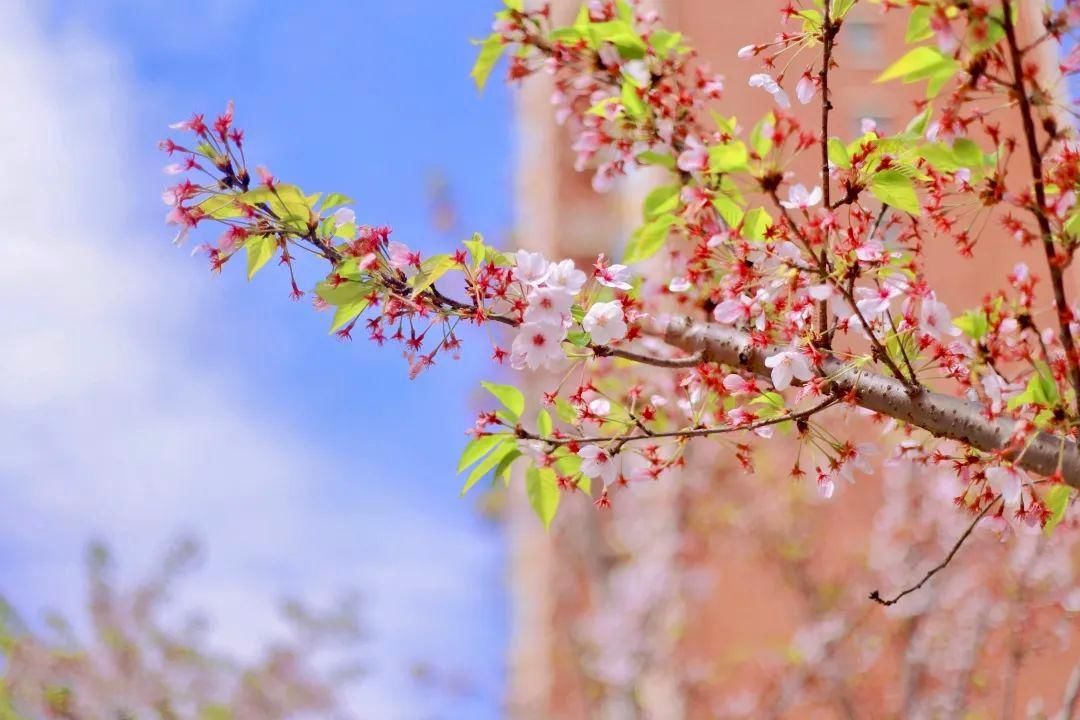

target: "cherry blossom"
[748,72,790,109]
[511,322,567,371]
[579,445,618,485]
[583,301,627,345]
[779,183,822,210]
[764,349,814,391]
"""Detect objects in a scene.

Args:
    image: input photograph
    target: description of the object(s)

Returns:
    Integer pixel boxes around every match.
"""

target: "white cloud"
[0,2,500,716]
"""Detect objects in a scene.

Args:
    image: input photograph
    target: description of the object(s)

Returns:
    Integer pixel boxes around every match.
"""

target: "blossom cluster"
[161,0,1080,549]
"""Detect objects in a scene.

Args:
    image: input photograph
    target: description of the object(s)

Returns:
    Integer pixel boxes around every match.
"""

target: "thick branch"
[651,315,1080,488]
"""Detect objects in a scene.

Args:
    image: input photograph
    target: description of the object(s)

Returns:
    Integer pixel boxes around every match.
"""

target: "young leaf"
[620,79,646,118]
[244,234,277,280]
[471,34,506,90]
[876,46,950,84]
[481,381,525,419]
[643,184,680,220]
[537,409,553,437]
[457,433,508,473]
[708,141,749,173]
[869,169,920,215]
[461,440,515,495]
[329,296,369,333]
[624,213,677,264]
[526,466,560,529]
[1043,485,1073,536]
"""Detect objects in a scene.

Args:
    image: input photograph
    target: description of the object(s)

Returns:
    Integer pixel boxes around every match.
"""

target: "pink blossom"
[795,72,816,105]
[579,445,619,484]
[779,184,822,209]
[583,301,628,345]
[764,348,814,390]
[748,73,790,109]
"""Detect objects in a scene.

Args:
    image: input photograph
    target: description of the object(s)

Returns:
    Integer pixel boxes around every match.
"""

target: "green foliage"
[244,234,277,280]
[526,466,560,529]
[460,437,516,495]
[1044,485,1073,536]
[869,169,920,215]
[708,141,749,174]
[471,34,506,90]
[953,309,989,340]
[742,207,773,241]
[457,433,509,474]
[624,213,678,264]
[827,138,850,168]
[410,253,457,295]
[481,381,525,420]
[642,184,680,220]
[1007,367,1060,411]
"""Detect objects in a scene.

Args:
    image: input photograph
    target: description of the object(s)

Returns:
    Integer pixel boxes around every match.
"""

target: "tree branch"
[648,315,1080,487]
[868,498,998,607]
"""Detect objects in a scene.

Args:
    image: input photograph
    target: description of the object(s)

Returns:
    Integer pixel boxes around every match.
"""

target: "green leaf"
[876,46,950,83]
[1065,211,1080,237]
[832,0,857,18]
[620,78,646,118]
[588,20,647,59]
[953,309,989,340]
[708,141,749,174]
[458,433,508,473]
[526,466,560,529]
[827,138,850,168]
[637,151,676,170]
[319,192,354,212]
[329,295,369,333]
[1043,485,1073,536]
[198,194,243,220]
[712,195,744,228]
[567,330,591,347]
[624,213,677,264]
[1007,368,1060,410]
[267,184,313,232]
[905,108,933,136]
[471,34,506,90]
[742,207,773,241]
[503,0,523,9]
[481,381,525,419]
[750,113,775,157]
[869,169,920,215]
[905,6,933,42]
[494,449,522,486]
[411,253,457,294]
[554,397,578,423]
[951,138,983,168]
[643,184,680,220]
[537,409,553,437]
[461,439,515,495]
[650,29,683,56]
[244,234,276,280]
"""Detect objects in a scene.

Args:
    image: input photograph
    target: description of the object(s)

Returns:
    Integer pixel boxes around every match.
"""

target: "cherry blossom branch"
[1001,0,1080,410]
[515,395,839,451]
[651,316,1080,487]
[868,497,999,607]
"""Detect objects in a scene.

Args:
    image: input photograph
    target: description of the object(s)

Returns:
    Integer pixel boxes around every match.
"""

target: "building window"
[845,21,883,70]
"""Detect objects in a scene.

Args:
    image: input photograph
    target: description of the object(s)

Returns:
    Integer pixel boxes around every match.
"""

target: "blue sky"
[0,0,513,716]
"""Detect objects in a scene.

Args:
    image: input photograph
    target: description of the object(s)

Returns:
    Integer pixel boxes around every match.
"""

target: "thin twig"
[869,498,999,607]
